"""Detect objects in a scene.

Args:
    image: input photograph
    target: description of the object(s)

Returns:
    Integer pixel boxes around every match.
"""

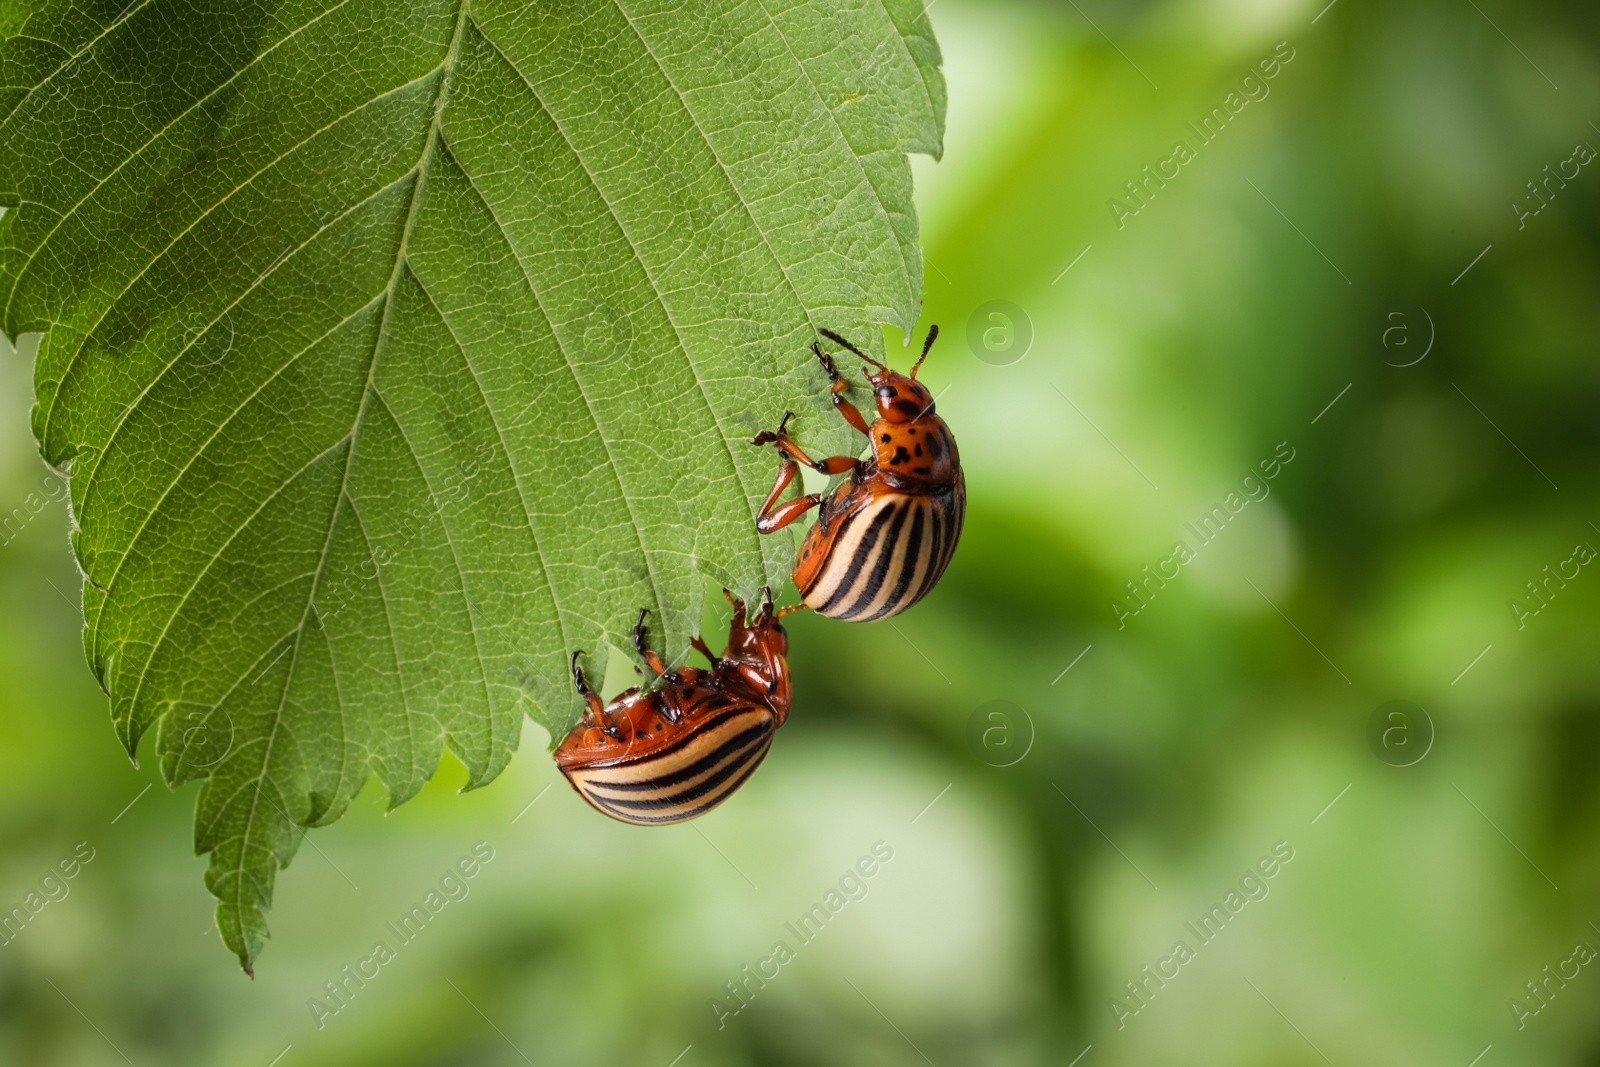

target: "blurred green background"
[4,0,1600,1062]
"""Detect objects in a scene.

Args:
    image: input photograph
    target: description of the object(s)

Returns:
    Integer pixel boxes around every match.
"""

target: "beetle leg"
[751,437,832,534]
[753,410,858,476]
[754,451,799,521]
[813,342,872,436]
[752,408,796,442]
[631,608,670,677]
[756,484,824,534]
[570,651,616,737]
[689,635,721,668]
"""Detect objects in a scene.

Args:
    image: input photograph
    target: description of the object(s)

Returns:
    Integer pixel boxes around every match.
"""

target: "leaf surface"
[0,0,942,970]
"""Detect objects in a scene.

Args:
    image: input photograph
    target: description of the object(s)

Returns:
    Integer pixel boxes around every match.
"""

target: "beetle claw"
[751,412,796,448]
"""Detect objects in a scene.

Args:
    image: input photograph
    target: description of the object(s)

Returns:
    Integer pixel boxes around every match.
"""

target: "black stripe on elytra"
[817,501,900,614]
[600,741,774,824]
[586,716,771,794]
[836,498,914,620]
[934,489,962,576]
[916,487,964,604]
[597,725,769,798]
[588,739,761,812]
[671,739,774,820]
[946,479,966,564]
[871,498,927,619]
[861,499,938,622]
[906,495,947,608]
[574,705,746,776]
[591,732,772,813]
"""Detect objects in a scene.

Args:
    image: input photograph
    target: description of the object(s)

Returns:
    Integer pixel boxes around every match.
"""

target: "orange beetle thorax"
[870,412,959,487]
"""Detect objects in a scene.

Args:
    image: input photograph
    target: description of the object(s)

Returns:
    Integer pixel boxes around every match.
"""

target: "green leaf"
[0,0,942,972]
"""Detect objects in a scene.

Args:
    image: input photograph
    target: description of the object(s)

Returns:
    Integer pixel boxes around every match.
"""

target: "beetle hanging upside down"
[752,326,965,621]
[554,591,792,825]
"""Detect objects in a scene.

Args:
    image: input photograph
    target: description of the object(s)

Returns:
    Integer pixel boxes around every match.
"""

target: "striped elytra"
[753,325,965,621]
[795,475,965,621]
[554,593,791,826]
[560,697,777,825]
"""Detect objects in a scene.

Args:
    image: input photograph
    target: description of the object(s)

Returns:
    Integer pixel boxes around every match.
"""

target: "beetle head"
[868,368,936,423]
[818,325,940,424]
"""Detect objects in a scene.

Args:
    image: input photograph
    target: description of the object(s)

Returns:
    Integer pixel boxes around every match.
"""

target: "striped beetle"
[554,591,792,825]
[752,326,965,621]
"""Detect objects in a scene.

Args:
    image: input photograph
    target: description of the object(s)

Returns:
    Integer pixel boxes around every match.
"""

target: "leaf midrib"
[38,58,443,473]
[216,0,473,955]
[83,208,400,677]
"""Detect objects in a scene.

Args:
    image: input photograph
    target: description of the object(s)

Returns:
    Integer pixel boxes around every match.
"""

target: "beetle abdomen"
[800,478,965,621]
[561,705,777,825]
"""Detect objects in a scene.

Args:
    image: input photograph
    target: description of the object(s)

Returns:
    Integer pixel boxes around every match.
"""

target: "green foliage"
[0,0,943,971]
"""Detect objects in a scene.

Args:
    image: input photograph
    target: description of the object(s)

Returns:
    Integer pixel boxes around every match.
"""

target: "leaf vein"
[367,383,494,778]
[0,0,159,130]
[3,0,359,326]
[478,21,765,609]
[408,256,572,752]
[210,0,474,968]
[39,57,448,452]
[86,290,387,676]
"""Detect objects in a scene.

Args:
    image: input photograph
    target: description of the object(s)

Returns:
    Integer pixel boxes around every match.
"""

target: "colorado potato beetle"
[752,326,965,621]
[554,592,792,825]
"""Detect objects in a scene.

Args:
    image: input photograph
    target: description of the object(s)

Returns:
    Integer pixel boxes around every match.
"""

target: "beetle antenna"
[911,324,939,379]
[776,602,808,618]
[818,328,887,373]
